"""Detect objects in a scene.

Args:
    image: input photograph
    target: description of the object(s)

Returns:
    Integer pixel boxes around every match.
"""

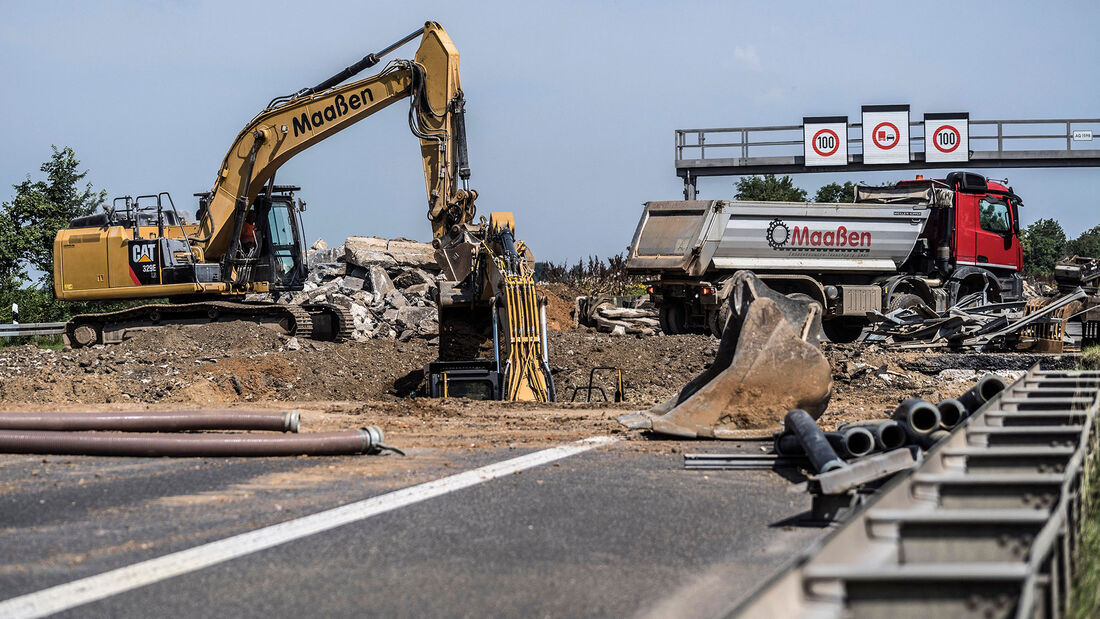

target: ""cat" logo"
[131,244,155,264]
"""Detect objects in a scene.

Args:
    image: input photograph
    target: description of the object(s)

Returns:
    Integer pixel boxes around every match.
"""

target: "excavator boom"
[199,21,474,264]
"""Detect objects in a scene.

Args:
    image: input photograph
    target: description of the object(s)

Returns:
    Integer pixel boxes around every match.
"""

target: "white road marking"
[0,436,617,619]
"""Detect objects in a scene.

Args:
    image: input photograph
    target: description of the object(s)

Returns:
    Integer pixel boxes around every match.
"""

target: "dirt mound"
[538,283,580,331]
[549,330,717,403]
[0,322,716,407]
[116,321,287,356]
[0,323,437,405]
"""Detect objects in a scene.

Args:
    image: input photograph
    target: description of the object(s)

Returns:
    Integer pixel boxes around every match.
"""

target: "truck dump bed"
[625,200,931,277]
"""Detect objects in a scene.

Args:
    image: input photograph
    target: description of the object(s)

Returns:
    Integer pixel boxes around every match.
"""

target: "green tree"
[1067,225,1100,258]
[0,146,106,324]
[0,146,106,287]
[1019,218,1067,275]
[813,181,856,203]
[734,174,807,202]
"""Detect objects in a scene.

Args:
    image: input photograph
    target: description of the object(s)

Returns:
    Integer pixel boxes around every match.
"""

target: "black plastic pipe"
[891,398,941,435]
[936,399,966,430]
[783,409,846,473]
[776,427,876,459]
[832,427,876,458]
[0,427,394,458]
[956,374,1008,414]
[0,411,299,433]
[838,419,908,451]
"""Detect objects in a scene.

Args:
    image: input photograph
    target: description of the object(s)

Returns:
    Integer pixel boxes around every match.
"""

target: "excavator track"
[302,303,354,343]
[65,301,323,348]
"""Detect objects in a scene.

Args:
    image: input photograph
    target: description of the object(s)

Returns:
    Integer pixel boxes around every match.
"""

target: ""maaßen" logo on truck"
[766,218,871,252]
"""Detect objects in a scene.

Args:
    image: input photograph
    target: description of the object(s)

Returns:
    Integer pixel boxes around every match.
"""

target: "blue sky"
[1,0,1097,262]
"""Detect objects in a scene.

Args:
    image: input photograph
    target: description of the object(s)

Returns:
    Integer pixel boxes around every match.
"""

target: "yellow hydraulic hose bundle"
[501,272,550,402]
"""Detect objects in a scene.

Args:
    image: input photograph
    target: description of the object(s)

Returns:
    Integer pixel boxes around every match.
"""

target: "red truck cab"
[897,171,1024,303]
[952,178,1023,272]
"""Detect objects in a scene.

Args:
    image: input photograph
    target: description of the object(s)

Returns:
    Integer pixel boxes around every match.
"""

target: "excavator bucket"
[618,271,832,438]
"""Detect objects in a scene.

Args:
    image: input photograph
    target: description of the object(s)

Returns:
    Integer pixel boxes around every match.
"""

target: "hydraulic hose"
[0,427,400,458]
[0,410,300,433]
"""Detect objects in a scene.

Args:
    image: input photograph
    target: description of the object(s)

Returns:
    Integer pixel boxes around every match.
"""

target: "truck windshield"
[979,196,1011,234]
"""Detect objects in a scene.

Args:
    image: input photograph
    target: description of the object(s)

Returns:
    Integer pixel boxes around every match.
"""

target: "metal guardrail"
[675,118,1100,186]
[732,365,1100,618]
[0,323,67,338]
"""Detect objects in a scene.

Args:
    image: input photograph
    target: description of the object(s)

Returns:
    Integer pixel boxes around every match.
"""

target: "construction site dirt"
[0,308,1074,450]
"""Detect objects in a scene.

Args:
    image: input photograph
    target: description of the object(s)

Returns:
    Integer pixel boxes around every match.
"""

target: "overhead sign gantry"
[675,111,1100,198]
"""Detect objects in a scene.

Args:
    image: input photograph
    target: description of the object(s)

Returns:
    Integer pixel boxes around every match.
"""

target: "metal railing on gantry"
[675,118,1100,197]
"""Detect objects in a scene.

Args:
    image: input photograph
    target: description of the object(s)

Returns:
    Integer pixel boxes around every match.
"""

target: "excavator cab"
[250,187,307,291]
[193,186,307,292]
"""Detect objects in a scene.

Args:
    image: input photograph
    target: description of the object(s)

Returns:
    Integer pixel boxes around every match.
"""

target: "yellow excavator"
[52,22,554,402]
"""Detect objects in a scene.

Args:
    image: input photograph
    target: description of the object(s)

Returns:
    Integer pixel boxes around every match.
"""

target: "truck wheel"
[888,293,925,312]
[822,318,864,343]
[659,304,686,335]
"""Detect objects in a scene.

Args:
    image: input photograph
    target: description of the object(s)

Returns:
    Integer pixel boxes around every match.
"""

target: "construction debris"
[573,295,660,335]
[864,287,1089,351]
[271,237,444,342]
[1053,255,1100,293]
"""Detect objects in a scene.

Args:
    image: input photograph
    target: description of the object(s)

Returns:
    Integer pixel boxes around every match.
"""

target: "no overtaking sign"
[862,105,910,164]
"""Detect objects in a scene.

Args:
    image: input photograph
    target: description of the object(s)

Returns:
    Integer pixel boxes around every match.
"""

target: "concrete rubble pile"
[573,295,661,336]
[278,237,444,342]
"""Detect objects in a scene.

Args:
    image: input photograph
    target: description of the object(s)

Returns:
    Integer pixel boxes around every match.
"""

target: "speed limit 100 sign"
[803,116,848,166]
[924,112,969,163]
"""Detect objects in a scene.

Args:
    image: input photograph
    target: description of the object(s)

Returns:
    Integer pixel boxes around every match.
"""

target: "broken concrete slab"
[340,275,366,291]
[368,265,395,296]
[345,236,438,269]
[393,268,434,289]
[344,237,396,268]
[385,238,439,269]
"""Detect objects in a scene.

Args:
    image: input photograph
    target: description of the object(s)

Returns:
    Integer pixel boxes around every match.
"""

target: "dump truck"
[625,171,1025,341]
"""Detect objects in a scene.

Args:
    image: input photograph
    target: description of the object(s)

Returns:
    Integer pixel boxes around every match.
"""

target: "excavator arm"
[196,21,476,263]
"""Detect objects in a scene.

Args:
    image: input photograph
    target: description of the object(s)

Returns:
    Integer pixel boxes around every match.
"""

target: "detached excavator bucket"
[618,271,832,438]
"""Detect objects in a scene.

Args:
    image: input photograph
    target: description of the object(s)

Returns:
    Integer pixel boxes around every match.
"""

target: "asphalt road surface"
[0,437,826,618]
